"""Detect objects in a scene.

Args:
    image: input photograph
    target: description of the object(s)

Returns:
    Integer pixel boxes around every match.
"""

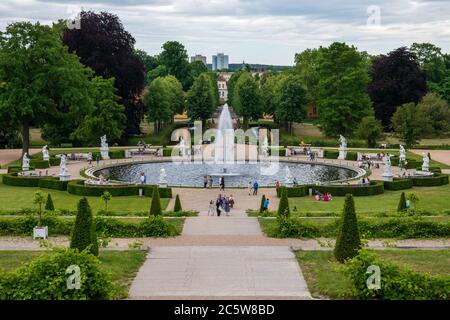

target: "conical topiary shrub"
[173,194,182,212]
[70,198,98,256]
[397,192,407,212]
[150,185,162,216]
[260,194,266,213]
[334,194,361,263]
[45,194,54,211]
[277,187,290,218]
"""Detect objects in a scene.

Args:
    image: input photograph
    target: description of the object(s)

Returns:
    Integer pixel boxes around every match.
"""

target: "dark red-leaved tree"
[368,47,427,129]
[63,11,145,138]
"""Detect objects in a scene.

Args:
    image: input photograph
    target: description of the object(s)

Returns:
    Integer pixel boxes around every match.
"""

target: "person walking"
[263,197,270,212]
[253,181,259,195]
[216,195,222,217]
[203,175,208,188]
[248,181,253,196]
[140,172,146,184]
[220,176,225,191]
[96,154,100,166]
[224,197,230,216]
[208,176,213,188]
[208,200,215,216]
[229,194,235,208]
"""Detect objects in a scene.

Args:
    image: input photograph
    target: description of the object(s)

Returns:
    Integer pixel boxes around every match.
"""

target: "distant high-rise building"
[190,54,207,65]
[212,53,229,71]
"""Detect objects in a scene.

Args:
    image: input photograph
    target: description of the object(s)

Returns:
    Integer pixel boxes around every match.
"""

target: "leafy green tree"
[275,74,308,134]
[135,49,159,75]
[397,192,407,212]
[260,73,283,119]
[233,72,262,129]
[187,73,216,127]
[227,71,244,106]
[71,76,126,144]
[0,22,93,155]
[164,75,185,115]
[277,188,290,218]
[294,48,321,101]
[316,42,372,136]
[391,103,432,148]
[173,194,182,212]
[45,194,55,211]
[190,60,208,80]
[33,191,46,226]
[355,116,383,148]
[143,77,172,133]
[159,41,192,90]
[146,64,168,85]
[100,191,112,213]
[417,93,450,136]
[70,198,98,256]
[410,43,448,88]
[334,194,361,263]
[150,186,162,216]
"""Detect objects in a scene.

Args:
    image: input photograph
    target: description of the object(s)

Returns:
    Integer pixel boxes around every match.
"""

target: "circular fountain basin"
[92,160,362,187]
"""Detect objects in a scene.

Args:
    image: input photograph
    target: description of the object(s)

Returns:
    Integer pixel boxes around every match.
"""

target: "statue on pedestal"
[42,145,49,161]
[22,153,30,171]
[421,152,430,172]
[100,135,110,160]
[59,154,71,181]
[381,154,393,181]
[261,136,269,157]
[338,135,347,160]
[159,168,167,186]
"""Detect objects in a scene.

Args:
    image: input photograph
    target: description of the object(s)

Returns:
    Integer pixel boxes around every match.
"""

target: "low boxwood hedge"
[29,159,49,169]
[412,174,449,187]
[38,178,69,191]
[2,174,41,187]
[0,216,181,237]
[383,178,413,191]
[415,166,442,174]
[345,151,358,161]
[308,181,384,197]
[276,186,308,197]
[7,166,35,174]
[324,150,339,159]
[67,180,172,198]
[390,157,420,169]
[49,157,60,166]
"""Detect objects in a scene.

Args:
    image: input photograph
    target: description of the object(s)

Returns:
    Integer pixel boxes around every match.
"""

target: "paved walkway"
[128,210,312,300]
[410,149,450,166]
[0,148,40,167]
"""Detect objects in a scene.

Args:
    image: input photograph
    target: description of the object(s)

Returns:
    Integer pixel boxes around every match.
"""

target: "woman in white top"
[248,181,252,195]
[207,200,215,216]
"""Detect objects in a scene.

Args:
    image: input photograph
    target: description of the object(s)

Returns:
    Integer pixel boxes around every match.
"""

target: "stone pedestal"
[381,174,393,182]
[59,173,72,181]
[22,165,29,171]
[43,154,49,161]
[338,148,347,160]
[33,226,48,239]
[100,147,110,160]
[421,164,429,172]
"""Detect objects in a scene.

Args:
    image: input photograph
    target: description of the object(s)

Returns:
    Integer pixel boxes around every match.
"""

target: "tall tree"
[294,48,320,101]
[143,77,172,134]
[261,73,283,120]
[417,93,450,136]
[159,41,192,90]
[275,74,308,134]
[233,72,262,129]
[410,43,447,88]
[368,47,427,128]
[316,42,372,136]
[164,75,185,116]
[355,116,383,148]
[63,10,145,138]
[227,71,244,106]
[0,22,93,155]
[186,73,216,127]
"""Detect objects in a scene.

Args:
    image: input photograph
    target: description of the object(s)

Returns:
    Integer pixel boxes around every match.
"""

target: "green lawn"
[289,184,450,214]
[0,250,146,299]
[295,250,450,299]
[0,179,169,213]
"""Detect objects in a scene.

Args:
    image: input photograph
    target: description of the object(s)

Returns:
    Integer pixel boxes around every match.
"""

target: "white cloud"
[0,0,449,65]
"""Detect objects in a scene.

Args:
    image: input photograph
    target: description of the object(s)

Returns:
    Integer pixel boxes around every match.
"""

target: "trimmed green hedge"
[38,178,69,191]
[163,147,173,157]
[67,180,172,198]
[262,217,450,239]
[0,216,182,237]
[383,179,414,191]
[308,181,384,197]
[412,174,449,187]
[49,157,60,166]
[276,186,308,197]
[415,166,442,174]
[7,166,35,174]
[29,159,49,169]
[345,151,358,161]
[344,250,449,300]
[324,150,339,159]
[2,174,41,187]
[390,157,420,169]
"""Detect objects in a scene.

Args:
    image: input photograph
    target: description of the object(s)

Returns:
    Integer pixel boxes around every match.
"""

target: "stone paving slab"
[128,246,311,299]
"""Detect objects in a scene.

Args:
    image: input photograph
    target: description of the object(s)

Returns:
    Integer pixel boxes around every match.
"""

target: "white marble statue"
[261,136,269,157]
[22,153,30,171]
[42,145,49,161]
[421,152,430,172]
[399,145,406,162]
[59,154,71,181]
[159,168,167,186]
[100,135,110,160]
[338,135,348,159]
[381,153,393,181]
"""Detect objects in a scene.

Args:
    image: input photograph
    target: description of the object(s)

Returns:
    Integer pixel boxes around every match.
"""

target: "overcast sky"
[1,0,449,65]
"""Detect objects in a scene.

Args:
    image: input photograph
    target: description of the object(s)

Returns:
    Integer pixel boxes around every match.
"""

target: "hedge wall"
[308,181,385,197]
[29,159,49,169]
[345,151,358,161]
[7,166,35,174]
[324,150,339,159]
[276,185,308,197]
[38,178,68,191]
[383,179,414,191]
[390,157,420,169]
[49,157,60,166]
[67,180,172,198]
[2,174,41,187]
[412,174,449,187]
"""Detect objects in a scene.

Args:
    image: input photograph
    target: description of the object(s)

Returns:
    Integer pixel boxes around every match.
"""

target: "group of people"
[208,194,235,216]
[203,175,226,190]
[313,190,333,202]
[360,177,371,185]
[247,181,259,195]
